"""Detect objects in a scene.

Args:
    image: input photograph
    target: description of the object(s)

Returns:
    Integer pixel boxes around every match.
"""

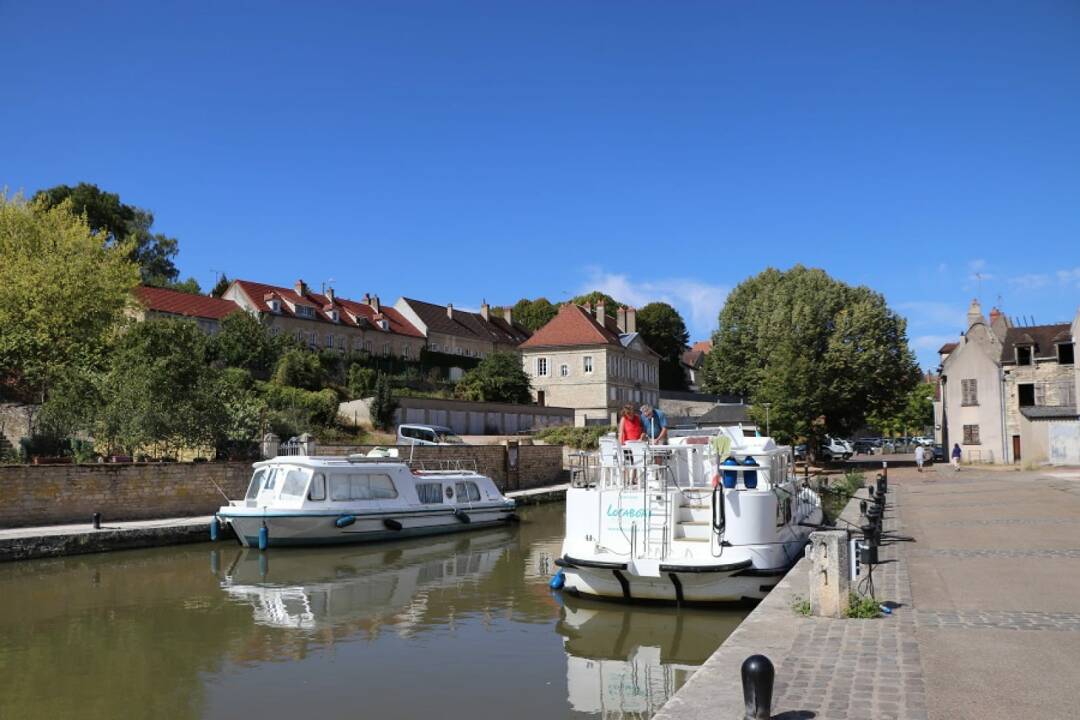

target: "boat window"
[245,469,266,500]
[280,468,310,498]
[455,481,481,502]
[308,473,326,501]
[416,482,443,504]
[330,475,351,501]
[263,468,278,490]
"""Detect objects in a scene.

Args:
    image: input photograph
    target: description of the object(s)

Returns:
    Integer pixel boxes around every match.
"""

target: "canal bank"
[0,483,569,562]
[656,465,1080,720]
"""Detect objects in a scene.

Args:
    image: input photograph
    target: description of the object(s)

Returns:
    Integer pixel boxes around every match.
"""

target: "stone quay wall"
[0,462,252,529]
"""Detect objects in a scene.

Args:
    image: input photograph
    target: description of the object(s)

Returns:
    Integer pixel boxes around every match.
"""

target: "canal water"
[0,504,749,720]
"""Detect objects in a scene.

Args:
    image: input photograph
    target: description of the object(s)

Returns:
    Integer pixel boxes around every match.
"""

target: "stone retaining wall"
[0,462,251,529]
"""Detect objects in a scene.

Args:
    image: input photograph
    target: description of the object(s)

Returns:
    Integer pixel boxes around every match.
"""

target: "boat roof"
[253,455,482,476]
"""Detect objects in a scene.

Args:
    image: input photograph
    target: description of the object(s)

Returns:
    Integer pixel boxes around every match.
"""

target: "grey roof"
[1020,405,1079,420]
[1000,323,1072,364]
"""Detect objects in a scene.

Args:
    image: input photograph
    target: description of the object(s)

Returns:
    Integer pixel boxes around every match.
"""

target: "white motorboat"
[555,427,823,604]
[216,454,516,548]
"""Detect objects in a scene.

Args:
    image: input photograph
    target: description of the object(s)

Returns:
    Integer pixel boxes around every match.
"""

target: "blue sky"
[3,1,1078,369]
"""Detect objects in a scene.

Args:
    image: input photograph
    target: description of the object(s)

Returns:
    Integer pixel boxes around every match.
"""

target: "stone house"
[393,298,531,359]
[939,299,1078,464]
[131,285,241,334]
[224,279,426,358]
[519,303,660,426]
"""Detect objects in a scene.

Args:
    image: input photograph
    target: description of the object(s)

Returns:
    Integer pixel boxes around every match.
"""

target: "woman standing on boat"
[618,404,644,444]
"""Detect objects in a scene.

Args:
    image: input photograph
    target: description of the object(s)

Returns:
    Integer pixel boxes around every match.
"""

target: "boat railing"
[344,454,480,475]
[571,442,789,491]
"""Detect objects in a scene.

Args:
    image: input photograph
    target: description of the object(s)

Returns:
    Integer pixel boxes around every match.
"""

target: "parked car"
[396,424,468,446]
[793,444,807,461]
[932,444,946,462]
[852,439,879,455]
[912,436,934,447]
[821,436,852,461]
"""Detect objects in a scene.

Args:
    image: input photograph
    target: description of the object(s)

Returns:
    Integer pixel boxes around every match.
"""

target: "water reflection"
[0,503,747,720]
[558,598,745,718]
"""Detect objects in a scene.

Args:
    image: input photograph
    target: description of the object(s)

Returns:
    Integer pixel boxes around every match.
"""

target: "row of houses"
[133,280,662,426]
[935,299,1080,466]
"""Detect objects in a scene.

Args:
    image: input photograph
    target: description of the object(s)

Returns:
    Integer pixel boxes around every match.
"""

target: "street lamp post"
[763,403,771,437]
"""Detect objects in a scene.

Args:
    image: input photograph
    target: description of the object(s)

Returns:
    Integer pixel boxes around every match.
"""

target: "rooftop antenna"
[322,277,336,295]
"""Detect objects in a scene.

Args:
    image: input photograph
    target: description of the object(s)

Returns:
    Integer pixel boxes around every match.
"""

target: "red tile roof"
[691,340,712,354]
[232,280,423,338]
[520,304,622,349]
[134,286,240,321]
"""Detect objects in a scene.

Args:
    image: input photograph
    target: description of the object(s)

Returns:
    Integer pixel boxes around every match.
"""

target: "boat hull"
[222,506,515,548]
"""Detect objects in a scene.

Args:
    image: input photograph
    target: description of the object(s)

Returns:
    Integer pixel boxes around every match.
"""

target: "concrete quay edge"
[653,495,864,720]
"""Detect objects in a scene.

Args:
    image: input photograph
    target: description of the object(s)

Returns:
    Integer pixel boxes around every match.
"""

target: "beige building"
[939,300,1078,465]
[131,285,241,334]
[393,297,530,359]
[519,303,660,426]
[224,279,426,358]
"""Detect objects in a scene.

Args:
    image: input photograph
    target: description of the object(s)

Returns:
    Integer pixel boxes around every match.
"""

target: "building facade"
[393,298,531,359]
[224,279,426,358]
[939,300,1079,465]
[519,303,660,426]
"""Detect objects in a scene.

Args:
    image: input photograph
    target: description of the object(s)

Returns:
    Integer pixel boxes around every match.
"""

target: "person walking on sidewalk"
[951,443,962,471]
[914,444,925,472]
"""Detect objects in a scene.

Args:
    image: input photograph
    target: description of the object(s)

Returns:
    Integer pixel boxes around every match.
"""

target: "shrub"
[844,592,882,619]
[536,425,615,450]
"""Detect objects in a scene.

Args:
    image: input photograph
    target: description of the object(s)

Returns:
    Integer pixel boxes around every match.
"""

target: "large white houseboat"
[216,454,517,548]
[555,427,823,604]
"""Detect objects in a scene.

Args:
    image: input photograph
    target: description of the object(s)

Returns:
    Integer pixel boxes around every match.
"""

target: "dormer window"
[1016,346,1032,366]
[267,299,281,313]
[379,319,389,331]
[328,309,339,323]
[1059,343,1074,365]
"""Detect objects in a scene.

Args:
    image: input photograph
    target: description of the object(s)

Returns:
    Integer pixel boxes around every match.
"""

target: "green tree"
[96,320,223,455]
[571,291,624,317]
[166,277,202,294]
[36,366,104,441]
[215,367,268,447]
[272,349,325,390]
[455,351,533,403]
[211,311,279,379]
[511,297,558,332]
[0,193,140,401]
[210,274,230,298]
[369,373,398,430]
[868,382,934,438]
[636,302,690,391]
[259,381,338,438]
[702,266,920,444]
[33,182,181,285]
[347,365,377,399]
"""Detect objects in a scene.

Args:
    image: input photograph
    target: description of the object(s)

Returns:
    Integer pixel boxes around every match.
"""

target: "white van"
[397,424,468,446]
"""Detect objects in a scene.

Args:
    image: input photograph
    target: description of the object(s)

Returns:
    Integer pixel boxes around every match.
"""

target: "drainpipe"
[1000,369,1010,464]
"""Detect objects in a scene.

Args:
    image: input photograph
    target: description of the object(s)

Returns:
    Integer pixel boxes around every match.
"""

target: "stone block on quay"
[808,530,851,618]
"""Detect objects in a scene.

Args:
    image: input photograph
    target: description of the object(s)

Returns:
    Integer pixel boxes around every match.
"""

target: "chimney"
[326,287,335,304]
[362,292,370,304]
[503,306,513,325]
[371,295,380,313]
[617,306,628,333]
[447,302,454,319]
[626,307,637,333]
[480,301,490,322]
[989,306,1009,341]
[967,299,984,329]
[294,279,307,297]
[595,302,606,325]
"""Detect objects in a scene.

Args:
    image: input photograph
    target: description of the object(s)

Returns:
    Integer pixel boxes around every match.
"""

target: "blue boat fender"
[209,515,220,542]
[549,570,566,590]
[258,525,269,551]
[335,515,357,529]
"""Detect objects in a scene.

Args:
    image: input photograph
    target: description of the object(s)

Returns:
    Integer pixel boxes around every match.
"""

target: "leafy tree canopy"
[455,351,533,403]
[0,193,140,400]
[867,382,934,438]
[210,311,281,380]
[33,182,181,286]
[636,302,690,391]
[369,373,398,430]
[702,265,920,443]
[571,291,624,317]
[511,297,558,332]
[272,348,325,391]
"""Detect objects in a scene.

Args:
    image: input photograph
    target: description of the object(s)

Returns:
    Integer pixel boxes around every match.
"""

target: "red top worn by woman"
[619,414,644,443]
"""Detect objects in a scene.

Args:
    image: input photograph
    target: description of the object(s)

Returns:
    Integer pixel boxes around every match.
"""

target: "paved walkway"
[656,464,1080,720]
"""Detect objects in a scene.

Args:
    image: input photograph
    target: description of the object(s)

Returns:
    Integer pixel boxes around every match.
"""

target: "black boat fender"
[383,518,403,531]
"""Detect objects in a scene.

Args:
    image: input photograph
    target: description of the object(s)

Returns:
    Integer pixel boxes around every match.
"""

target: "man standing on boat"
[640,404,668,445]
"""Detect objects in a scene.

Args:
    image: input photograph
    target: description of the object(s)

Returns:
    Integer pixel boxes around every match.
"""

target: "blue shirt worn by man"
[640,407,667,440]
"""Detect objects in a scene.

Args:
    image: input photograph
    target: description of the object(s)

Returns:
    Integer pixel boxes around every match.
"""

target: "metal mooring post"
[741,654,774,720]
[92,512,101,530]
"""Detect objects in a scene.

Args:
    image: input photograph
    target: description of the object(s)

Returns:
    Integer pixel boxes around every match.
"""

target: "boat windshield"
[245,469,267,500]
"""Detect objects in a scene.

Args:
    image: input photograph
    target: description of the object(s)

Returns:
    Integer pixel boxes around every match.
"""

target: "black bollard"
[741,654,775,720]
[92,512,101,530]
[859,499,868,517]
